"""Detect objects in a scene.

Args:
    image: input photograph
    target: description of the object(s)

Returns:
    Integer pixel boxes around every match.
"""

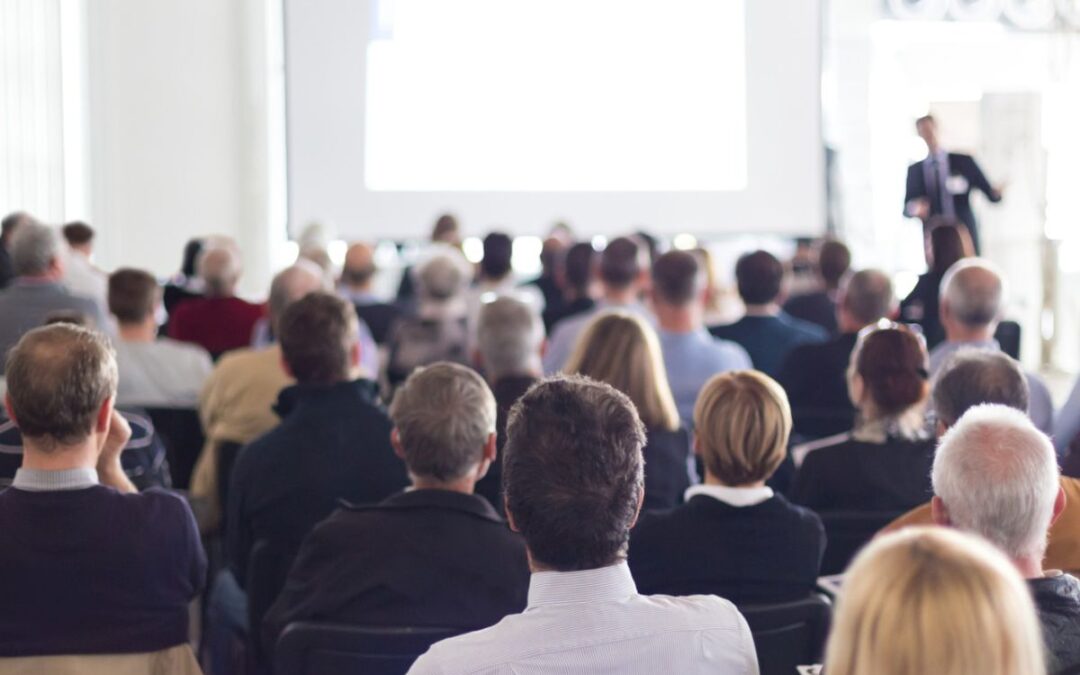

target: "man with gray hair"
[0,218,108,371]
[931,257,1053,433]
[263,362,528,650]
[931,404,1080,672]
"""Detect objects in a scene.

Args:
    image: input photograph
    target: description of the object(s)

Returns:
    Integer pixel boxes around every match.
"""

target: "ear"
[938,297,951,324]
[931,496,950,526]
[692,435,702,457]
[935,419,949,438]
[350,340,362,369]
[472,349,484,370]
[538,337,548,359]
[628,486,645,530]
[505,505,521,533]
[482,432,497,464]
[279,354,295,379]
[848,372,865,406]
[390,428,406,461]
[3,394,17,427]
[1050,485,1067,527]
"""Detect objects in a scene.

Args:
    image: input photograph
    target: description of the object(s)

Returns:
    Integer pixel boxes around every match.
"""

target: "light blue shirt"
[542,301,653,375]
[659,329,752,424]
[1054,378,1080,455]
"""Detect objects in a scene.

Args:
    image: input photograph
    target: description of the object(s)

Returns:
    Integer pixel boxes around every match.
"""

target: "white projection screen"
[284,0,824,239]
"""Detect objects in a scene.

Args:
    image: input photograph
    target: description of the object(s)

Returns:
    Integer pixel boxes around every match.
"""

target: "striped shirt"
[408,562,759,675]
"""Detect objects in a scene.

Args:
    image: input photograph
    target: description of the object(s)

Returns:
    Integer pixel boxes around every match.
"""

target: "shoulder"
[633,592,748,631]
[118,487,196,524]
[770,494,825,531]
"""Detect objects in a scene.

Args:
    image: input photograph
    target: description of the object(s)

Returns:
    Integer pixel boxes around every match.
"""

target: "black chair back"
[145,407,206,490]
[247,540,299,668]
[739,594,832,675]
[819,510,904,575]
[275,622,461,675]
[994,320,1022,360]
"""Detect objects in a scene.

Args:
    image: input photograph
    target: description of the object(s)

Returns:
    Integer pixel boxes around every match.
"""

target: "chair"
[275,622,462,675]
[819,510,905,575]
[739,594,832,675]
[247,539,300,668]
[145,407,206,489]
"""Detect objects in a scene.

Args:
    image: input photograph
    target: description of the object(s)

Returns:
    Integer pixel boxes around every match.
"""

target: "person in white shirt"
[408,375,759,675]
[61,221,109,313]
[108,268,213,408]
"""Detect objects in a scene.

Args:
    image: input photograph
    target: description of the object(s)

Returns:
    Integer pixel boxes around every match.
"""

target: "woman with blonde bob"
[826,526,1046,675]
[564,311,689,510]
[628,370,825,603]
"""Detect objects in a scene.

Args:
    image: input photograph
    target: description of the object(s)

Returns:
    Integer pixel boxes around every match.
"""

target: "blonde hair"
[825,527,1046,675]
[564,312,679,431]
[694,371,791,486]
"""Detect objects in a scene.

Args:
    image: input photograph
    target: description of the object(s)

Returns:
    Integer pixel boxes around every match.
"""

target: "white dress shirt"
[408,561,759,675]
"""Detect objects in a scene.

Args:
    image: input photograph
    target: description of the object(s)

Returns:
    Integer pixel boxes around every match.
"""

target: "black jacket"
[475,374,538,512]
[904,152,1000,252]
[629,493,825,605]
[778,333,859,441]
[643,427,694,511]
[353,300,402,346]
[262,489,529,651]
[783,290,838,336]
[899,272,946,350]
[1031,573,1080,675]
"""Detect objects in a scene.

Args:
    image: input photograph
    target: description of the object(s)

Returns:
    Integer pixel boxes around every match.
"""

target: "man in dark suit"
[340,242,401,345]
[904,114,1002,253]
[262,362,529,650]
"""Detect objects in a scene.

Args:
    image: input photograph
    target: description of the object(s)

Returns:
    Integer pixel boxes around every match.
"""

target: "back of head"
[416,248,470,302]
[842,269,896,327]
[817,240,851,288]
[599,237,643,290]
[1,211,33,245]
[932,349,1028,427]
[278,292,358,385]
[826,527,1045,675]
[735,250,784,306]
[940,258,1004,329]
[694,371,791,486]
[652,250,702,307]
[933,405,1058,560]
[563,242,595,293]
[108,268,159,324]
[929,223,973,277]
[851,326,929,417]
[62,221,94,248]
[269,261,327,332]
[341,243,376,287]
[5,324,118,449]
[198,246,242,297]
[180,239,204,278]
[480,232,513,280]
[390,362,496,482]
[477,296,543,381]
[431,214,460,245]
[503,375,646,571]
[10,218,60,277]
[565,312,679,431]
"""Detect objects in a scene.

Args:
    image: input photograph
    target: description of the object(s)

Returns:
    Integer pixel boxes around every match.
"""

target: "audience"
[264,363,529,649]
[162,237,205,319]
[0,218,109,372]
[565,312,693,510]
[527,235,568,319]
[931,257,1053,433]
[0,211,33,289]
[930,404,1080,673]
[791,324,935,512]
[779,269,897,439]
[408,375,758,675]
[396,213,462,306]
[651,250,751,423]
[61,221,108,314]
[824,527,1046,675]
[783,239,852,335]
[710,249,827,377]
[541,240,596,331]
[339,241,401,345]
[629,371,825,604]
[0,325,205,661]
[542,236,650,373]
[168,244,265,358]
[108,268,213,408]
[900,221,973,349]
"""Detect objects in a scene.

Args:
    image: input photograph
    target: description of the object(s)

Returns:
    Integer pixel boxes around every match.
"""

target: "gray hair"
[932,404,1059,560]
[415,247,470,302]
[842,269,895,325]
[389,362,497,482]
[477,296,544,381]
[198,246,242,297]
[10,219,61,277]
[268,260,326,331]
[932,349,1029,427]
[940,258,1004,328]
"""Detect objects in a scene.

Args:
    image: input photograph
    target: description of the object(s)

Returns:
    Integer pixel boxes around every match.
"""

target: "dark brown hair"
[279,292,358,385]
[599,237,642,289]
[652,250,702,306]
[108,268,159,324]
[855,327,929,416]
[62,221,94,246]
[929,222,974,277]
[735,250,784,305]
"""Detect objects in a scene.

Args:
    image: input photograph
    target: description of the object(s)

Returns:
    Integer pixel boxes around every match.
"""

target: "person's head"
[564,312,679,432]
[598,236,647,295]
[4,324,118,454]
[928,222,974,277]
[278,292,360,385]
[734,250,785,307]
[480,232,513,281]
[561,241,596,297]
[940,258,1004,339]
[539,236,566,277]
[916,114,940,152]
[932,349,1029,430]
[1,211,33,248]
[179,239,204,278]
[268,261,327,334]
[62,221,94,256]
[198,246,242,298]
[341,242,377,290]
[694,371,791,487]
[651,250,704,313]
[431,214,460,246]
[503,375,645,571]
[816,239,851,290]
[476,296,544,381]
[10,218,63,279]
[931,405,1062,565]
[825,526,1046,675]
[390,362,497,487]
[847,325,929,428]
[837,269,896,333]
[108,268,160,328]
[415,248,471,305]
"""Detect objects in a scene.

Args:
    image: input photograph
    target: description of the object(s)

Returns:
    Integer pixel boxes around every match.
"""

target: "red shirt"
[168,296,265,357]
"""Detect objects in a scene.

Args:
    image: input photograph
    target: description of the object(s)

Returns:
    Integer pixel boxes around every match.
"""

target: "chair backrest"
[819,510,905,575]
[739,594,832,675]
[144,407,206,490]
[275,622,462,675]
[247,539,299,667]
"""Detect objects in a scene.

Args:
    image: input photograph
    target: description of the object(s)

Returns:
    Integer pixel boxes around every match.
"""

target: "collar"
[742,305,781,318]
[339,287,379,305]
[273,378,382,418]
[344,488,504,523]
[685,484,774,507]
[527,561,638,608]
[12,467,98,492]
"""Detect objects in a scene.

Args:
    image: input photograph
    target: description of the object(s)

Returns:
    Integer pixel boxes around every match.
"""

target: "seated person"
[541,241,596,331]
[782,239,851,336]
[629,370,825,604]
[108,268,213,408]
[710,250,827,378]
[408,376,758,675]
[339,242,401,345]
[0,324,205,657]
[899,222,972,349]
[565,312,693,510]
[263,363,529,649]
[791,324,935,512]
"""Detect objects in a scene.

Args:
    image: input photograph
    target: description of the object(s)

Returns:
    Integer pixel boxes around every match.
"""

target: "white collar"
[527,561,638,608]
[684,484,774,507]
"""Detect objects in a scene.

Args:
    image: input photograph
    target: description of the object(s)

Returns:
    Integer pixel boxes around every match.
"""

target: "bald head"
[342,243,376,290]
[199,247,242,297]
[269,261,326,331]
[941,259,1004,334]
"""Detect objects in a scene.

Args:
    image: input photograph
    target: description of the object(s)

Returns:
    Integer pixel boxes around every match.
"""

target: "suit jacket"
[899,272,947,349]
[642,427,694,511]
[778,333,858,440]
[782,290,838,336]
[353,300,402,346]
[262,489,529,650]
[904,152,1000,251]
[629,494,825,605]
[710,312,828,379]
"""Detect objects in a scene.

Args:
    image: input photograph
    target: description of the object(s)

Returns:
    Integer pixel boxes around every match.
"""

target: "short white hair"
[940,258,1004,328]
[477,296,544,381]
[932,404,1059,560]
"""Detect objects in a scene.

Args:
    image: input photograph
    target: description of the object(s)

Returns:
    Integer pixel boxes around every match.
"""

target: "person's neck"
[603,286,638,305]
[655,304,699,334]
[743,303,780,317]
[946,325,995,344]
[491,366,541,384]
[1014,555,1045,580]
[411,474,477,495]
[118,320,157,343]
[703,472,766,489]
[21,441,98,472]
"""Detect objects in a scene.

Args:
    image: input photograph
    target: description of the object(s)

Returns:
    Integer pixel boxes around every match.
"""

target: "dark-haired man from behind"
[339,242,401,345]
[542,241,596,331]
[263,363,529,651]
[783,239,851,335]
[408,376,758,675]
